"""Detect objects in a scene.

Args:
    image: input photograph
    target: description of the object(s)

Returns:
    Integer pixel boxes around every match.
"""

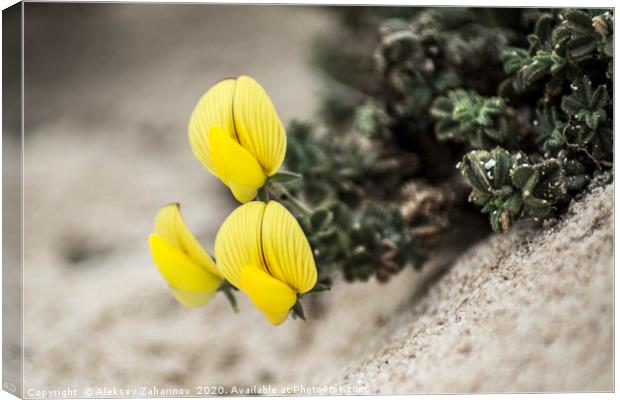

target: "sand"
[330,181,614,393]
[10,4,614,396]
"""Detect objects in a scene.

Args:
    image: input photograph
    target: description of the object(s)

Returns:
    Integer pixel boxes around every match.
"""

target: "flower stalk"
[217,280,238,313]
[266,181,313,217]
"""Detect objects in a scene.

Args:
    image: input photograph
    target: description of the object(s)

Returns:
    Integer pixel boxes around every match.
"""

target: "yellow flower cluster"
[148,76,317,325]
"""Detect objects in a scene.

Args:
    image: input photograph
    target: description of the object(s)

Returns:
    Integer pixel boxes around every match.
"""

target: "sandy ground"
[330,181,614,393]
[8,4,614,396]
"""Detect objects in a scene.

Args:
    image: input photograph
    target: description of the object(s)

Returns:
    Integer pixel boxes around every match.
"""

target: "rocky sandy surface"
[11,4,614,396]
[330,181,614,393]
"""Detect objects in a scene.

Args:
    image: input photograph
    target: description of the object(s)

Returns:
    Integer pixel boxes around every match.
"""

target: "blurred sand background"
[8,3,613,395]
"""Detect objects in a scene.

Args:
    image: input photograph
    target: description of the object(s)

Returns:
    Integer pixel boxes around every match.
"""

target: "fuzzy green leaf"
[310,208,334,231]
[519,51,553,85]
[522,197,552,218]
[502,47,529,74]
[512,165,544,198]
[270,170,303,183]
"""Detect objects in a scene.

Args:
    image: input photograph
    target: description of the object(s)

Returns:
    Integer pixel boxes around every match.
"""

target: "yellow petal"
[240,265,296,325]
[170,288,216,309]
[153,203,220,277]
[209,125,266,203]
[233,76,286,176]
[214,201,269,289]
[261,201,317,293]
[188,79,237,173]
[148,234,222,308]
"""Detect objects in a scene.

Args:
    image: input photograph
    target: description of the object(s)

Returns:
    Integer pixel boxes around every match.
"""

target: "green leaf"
[433,71,462,92]
[561,94,583,115]
[567,35,598,60]
[291,299,306,320]
[519,51,553,85]
[504,193,523,215]
[565,9,595,36]
[460,153,491,193]
[429,96,454,119]
[310,208,334,231]
[585,110,606,130]
[522,197,552,218]
[308,283,331,293]
[431,90,514,149]
[511,165,540,194]
[460,148,515,193]
[502,47,529,74]
[270,170,303,183]
[561,77,610,139]
[535,106,566,154]
[533,13,554,44]
[589,85,609,110]
[549,51,568,75]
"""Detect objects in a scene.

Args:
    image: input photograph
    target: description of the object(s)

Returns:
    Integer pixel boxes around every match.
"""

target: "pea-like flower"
[148,204,223,308]
[215,201,317,325]
[189,76,286,203]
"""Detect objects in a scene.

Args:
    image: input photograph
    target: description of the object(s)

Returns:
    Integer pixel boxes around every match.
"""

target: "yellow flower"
[215,201,317,325]
[148,203,223,308]
[189,76,286,203]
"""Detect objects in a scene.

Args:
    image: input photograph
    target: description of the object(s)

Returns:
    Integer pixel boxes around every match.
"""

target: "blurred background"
[9,3,613,394]
[19,3,435,391]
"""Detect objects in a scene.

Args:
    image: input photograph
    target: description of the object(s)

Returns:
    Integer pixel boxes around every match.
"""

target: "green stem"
[217,281,238,313]
[291,297,306,321]
[268,183,313,216]
[257,185,269,202]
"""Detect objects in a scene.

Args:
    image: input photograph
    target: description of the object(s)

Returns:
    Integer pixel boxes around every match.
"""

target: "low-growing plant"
[150,8,613,325]
[304,7,613,241]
